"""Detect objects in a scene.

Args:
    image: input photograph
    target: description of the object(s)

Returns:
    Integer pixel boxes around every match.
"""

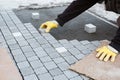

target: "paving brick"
[9,44,20,50]
[81,49,91,55]
[59,39,69,44]
[21,46,33,53]
[44,47,56,53]
[35,50,48,58]
[70,76,83,80]
[41,43,52,48]
[75,45,86,51]
[44,61,57,70]
[53,57,65,64]
[6,39,17,45]
[24,51,36,58]
[56,47,67,53]
[64,56,77,64]
[68,48,80,56]
[48,39,58,44]
[51,43,62,48]
[84,43,97,51]
[4,35,14,40]
[15,36,25,41]
[36,37,48,44]
[80,40,90,45]
[30,60,43,69]
[62,43,74,49]
[59,52,71,57]
[38,73,53,80]
[18,40,28,47]
[70,40,80,46]
[17,61,30,69]
[24,74,38,80]
[49,68,63,76]
[34,67,48,75]
[12,32,22,37]
[40,56,52,63]
[57,62,69,71]
[75,53,85,60]
[27,56,39,62]
[91,40,100,47]
[64,70,78,79]
[27,38,37,43]
[48,51,60,59]
[20,67,34,76]
[54,74,68,80]
[14,54,26,63]
[81,75,90,80]
[33,47,44,52]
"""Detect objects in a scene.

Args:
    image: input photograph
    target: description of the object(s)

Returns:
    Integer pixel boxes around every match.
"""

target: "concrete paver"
[0,10,103,80]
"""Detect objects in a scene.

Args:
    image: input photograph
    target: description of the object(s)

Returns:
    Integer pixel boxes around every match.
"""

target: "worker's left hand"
[96,45,118,62]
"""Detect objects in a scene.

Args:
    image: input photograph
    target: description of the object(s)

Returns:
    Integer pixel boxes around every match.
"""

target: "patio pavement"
[0,9,102,80]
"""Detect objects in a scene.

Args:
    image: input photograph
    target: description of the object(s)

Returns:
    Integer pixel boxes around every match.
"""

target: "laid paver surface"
[0,10,104,80]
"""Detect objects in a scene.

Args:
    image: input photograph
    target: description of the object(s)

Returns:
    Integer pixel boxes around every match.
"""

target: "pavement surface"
[0,9,102,80]
[13,6,118,41]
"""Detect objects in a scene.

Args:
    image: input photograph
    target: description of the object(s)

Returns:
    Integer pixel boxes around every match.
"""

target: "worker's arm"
[40,0,100,32]
[56,0,100,26]
[96,17,120,62]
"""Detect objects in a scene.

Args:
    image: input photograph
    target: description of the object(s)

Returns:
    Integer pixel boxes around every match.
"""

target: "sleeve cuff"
[109,42,120,52]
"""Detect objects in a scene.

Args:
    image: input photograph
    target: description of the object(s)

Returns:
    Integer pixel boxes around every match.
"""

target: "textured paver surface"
[0,10,102,80]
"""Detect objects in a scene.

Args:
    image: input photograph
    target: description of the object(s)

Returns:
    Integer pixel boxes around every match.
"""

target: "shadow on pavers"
[13,6,118,41]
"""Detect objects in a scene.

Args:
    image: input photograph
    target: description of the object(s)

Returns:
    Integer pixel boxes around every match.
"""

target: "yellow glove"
[40,21,58,32]
[96,46,118,62]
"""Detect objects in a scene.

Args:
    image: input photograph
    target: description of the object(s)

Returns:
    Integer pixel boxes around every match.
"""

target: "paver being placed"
[0,10,101,80]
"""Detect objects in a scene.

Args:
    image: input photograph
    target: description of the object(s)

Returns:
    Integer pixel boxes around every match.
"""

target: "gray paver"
[80,40,90,45]
[38,73,53,80]
[11,48,23,56]
[53,57,65,64]
[70,76,83,80]
[68,48,81,56]
[9,44,20,50]
[40,56,52,63]
[24,51,36,58]
[21,46,33,53]
[70,40,80,46]
[14,54,26,63]
[49,68,63,76]
[59,39,69,44]
[64,70,79,79]
[64,56,77,64]
[30,60,43,69]
[24,74,38,80]
[20,67,34,76]
[44,61,57,70]
[35,50,48,58]
[34,67,48,75]
[54,74,68,80]
[27,56,39,62]
[57,62,69,71]
[17,61,30,69]
[75,53,85,60]
[48,51,60,59]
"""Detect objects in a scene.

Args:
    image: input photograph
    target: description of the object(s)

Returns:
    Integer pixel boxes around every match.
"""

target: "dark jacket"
[105,0,120,14]
[55,0,120,52]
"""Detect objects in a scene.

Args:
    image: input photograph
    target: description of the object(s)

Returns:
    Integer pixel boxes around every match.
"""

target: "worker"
[40,0,120,62]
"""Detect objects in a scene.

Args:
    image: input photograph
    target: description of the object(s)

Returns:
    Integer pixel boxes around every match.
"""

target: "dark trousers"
[56,0,120,51]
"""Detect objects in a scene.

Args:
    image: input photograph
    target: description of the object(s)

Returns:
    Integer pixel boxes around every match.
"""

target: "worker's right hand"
[40,21,59,33]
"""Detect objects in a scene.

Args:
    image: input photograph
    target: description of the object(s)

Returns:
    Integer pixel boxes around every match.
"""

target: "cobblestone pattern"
[0,10,101,80]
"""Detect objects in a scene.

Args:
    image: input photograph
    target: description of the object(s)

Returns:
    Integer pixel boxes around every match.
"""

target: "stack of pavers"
[0,10,100,80]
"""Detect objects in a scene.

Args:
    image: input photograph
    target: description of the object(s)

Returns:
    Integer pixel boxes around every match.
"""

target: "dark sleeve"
[109,16,120,52]
[56,0,100,26]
